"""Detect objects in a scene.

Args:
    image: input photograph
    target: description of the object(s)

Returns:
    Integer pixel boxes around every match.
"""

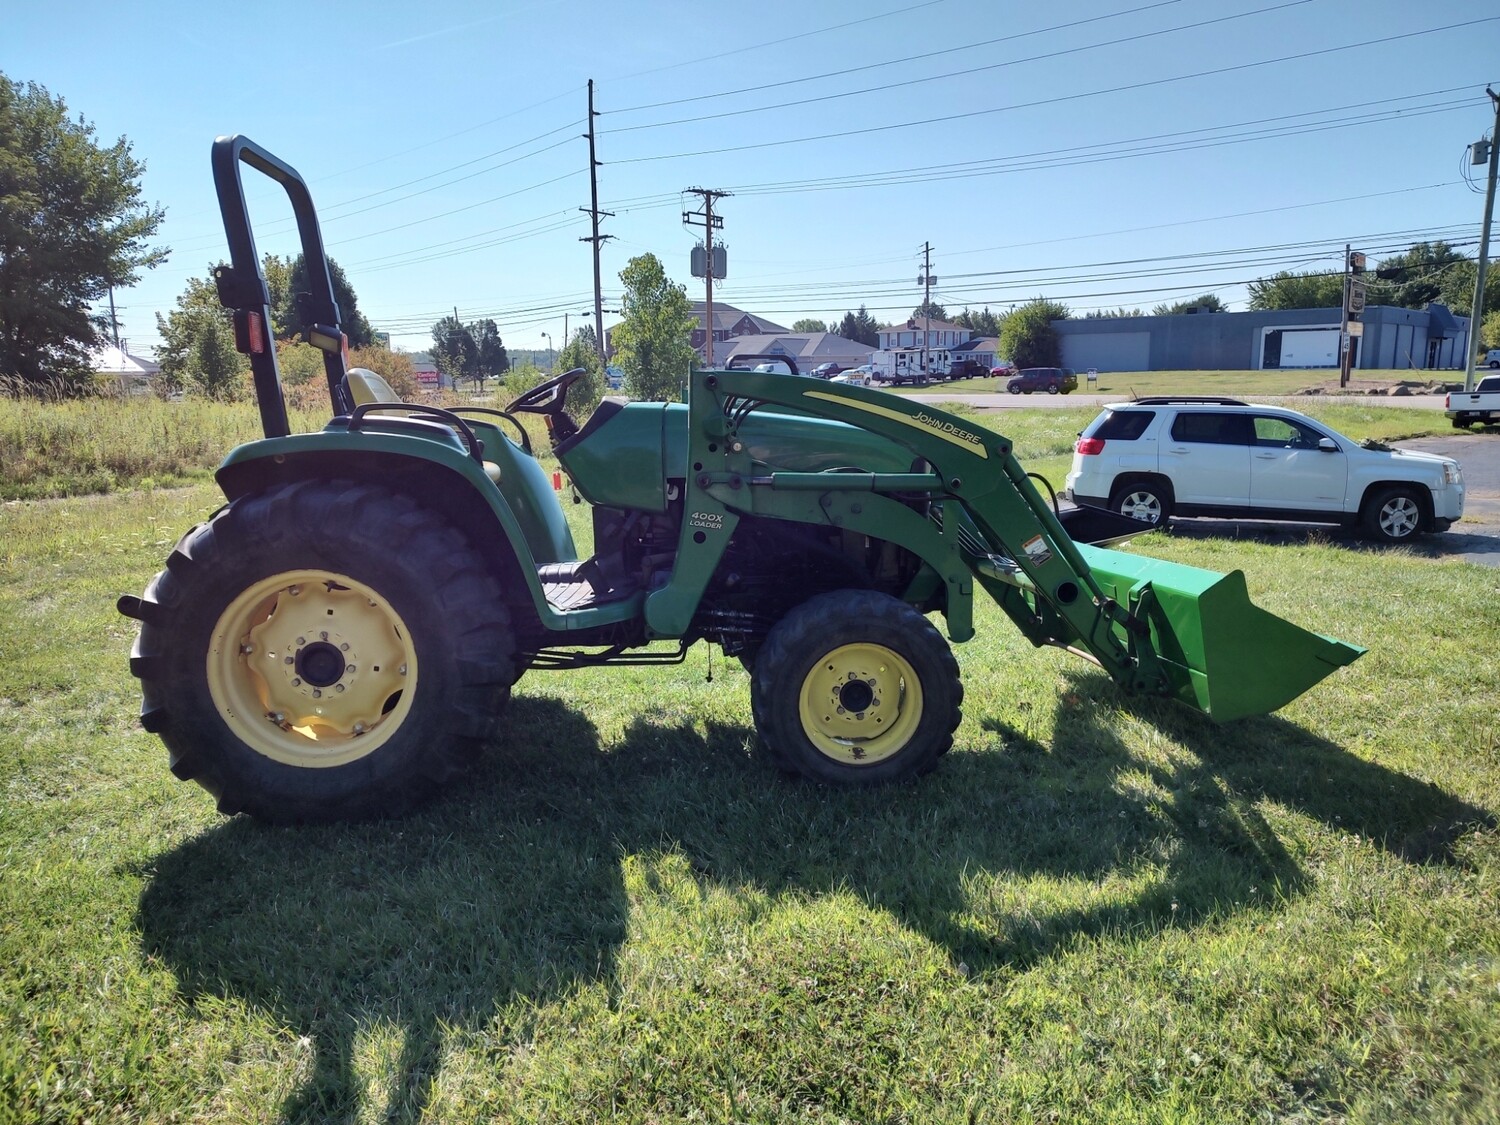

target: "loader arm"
[666,370,1362,720]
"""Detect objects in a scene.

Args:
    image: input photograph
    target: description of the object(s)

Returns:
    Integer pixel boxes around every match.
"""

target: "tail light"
[1076,437,1105,455]
[1444,393,1450,408]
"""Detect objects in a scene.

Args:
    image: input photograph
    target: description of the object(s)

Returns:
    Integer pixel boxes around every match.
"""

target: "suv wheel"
[1364,486,1424,543]
[1046,382,1060,395]
[1007,381,1021,394]
[1111,480,1172,528]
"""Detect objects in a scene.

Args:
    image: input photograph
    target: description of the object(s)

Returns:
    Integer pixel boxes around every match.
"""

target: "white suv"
[1063,397,1464,543]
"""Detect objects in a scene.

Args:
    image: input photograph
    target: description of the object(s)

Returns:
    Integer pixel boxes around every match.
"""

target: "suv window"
[1252,415,1323,448]
[1170,412,1251,445]
[1094,410,1155,440]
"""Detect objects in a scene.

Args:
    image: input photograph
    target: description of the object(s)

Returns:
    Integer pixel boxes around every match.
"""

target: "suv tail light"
[1076,437,1105,455]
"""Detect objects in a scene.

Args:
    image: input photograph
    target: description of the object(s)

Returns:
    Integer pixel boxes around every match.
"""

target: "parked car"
[829,369,871,386]
[1063,396,1464,543]
[1483,348,1500,368]
[1006,367,1077,395]
[989,362,1015,378]
[809,362,845,379]
[947,358,990,380]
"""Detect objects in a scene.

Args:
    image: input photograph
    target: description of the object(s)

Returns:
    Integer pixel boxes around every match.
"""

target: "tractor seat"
[342,368,503,485]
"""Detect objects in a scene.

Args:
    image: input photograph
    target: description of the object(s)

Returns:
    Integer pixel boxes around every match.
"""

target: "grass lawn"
[3,461,1498,1120]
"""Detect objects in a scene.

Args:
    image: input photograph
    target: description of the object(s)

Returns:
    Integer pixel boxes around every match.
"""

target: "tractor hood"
[558,399,920,513]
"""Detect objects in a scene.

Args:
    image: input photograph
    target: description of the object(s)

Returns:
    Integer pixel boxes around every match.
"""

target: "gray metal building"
[1055,304,1470,372]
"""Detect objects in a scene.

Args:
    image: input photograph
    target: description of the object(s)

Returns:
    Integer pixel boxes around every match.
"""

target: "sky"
[5,0,1498,357]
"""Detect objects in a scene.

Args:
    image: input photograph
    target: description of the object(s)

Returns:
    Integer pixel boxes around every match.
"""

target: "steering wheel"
[506,367,589,417]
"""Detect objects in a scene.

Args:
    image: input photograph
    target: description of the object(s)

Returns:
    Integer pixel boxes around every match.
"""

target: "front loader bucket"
[1077,544,1365,721]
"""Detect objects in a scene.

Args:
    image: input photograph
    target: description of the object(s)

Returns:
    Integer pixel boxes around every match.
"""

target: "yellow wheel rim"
[206,570,417,767]
[797,642,924,766]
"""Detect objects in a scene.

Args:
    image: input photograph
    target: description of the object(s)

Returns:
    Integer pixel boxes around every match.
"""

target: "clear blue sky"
[5,0,1497,356]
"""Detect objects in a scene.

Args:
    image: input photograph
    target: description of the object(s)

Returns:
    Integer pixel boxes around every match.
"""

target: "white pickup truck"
[1447,373,1500,429]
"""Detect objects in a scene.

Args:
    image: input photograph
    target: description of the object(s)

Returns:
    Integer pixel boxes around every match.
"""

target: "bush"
[501,361,546,400]
[999,298,1069,369]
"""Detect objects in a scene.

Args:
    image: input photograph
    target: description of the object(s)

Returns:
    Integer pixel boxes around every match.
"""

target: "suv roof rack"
[1127,396,1249,406]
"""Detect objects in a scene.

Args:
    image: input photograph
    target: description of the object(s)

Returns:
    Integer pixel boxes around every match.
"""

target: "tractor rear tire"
[123,481,516,823]
[750,590,961,785]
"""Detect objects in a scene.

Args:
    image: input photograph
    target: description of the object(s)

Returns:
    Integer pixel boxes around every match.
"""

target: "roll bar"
[210,135,351,437]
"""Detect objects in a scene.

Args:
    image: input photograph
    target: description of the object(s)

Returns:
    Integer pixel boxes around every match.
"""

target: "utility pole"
[918,243,936,383]
[107,285,121,350]
[1465,85,1500,392]
[684,188,729,366]
[1339,247,1365,388]
[580,80,614,362]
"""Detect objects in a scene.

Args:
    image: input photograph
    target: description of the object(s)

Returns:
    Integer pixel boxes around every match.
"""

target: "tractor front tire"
[750,590,961,785]
[124,481,516,823]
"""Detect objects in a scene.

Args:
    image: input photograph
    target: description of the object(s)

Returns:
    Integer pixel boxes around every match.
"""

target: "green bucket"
[1077,544,1365,722]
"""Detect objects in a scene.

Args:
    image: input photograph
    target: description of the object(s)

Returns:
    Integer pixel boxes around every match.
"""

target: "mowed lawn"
[1,395,1498,1123]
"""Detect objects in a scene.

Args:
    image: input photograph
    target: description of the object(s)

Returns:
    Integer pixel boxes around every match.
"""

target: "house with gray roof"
[719,331,874,372]
[689,302,788,359]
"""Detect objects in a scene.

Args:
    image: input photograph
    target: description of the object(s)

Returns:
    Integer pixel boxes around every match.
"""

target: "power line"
[607,18,1500,163]
[605,0,1185,116]
[601,0,950,84]
[605,0,1309,133]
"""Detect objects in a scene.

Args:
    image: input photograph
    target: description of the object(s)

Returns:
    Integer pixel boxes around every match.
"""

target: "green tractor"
[118,137,1364,824]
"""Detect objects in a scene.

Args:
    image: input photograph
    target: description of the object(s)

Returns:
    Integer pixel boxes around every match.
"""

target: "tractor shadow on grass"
[137,682,1493,1120]
[137,696,627,1124]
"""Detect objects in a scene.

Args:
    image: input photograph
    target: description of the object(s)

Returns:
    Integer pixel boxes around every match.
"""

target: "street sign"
[1347,278,1366,317]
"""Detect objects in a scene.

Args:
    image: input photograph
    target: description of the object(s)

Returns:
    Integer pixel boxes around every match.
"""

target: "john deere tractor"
[118,137,1364,823]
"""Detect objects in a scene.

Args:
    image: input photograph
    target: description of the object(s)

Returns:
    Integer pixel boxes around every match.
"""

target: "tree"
[954,307,1002,336]
[0,74,166,393]
[277,254,374,347]
[555,324,606,412]
[611,253,697,401]
[155,274,246,400]
[430,315,475,387]
[1478,308,1500,355]
[429,316,509,390]
[835,306,880,347]
[1152,294,1226,315]
[258,253,293,339]
[1367,242,1500,318]
[1246,270,1344,311]
[1085,307,1145,319]
[470,319,510,387]
[998,298,1069,369]
[791,318,829,333]
[912,300,947,322]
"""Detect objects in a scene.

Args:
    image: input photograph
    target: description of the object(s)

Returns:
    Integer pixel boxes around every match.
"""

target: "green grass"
[0,395,330,501]
[2,483,1498,1123]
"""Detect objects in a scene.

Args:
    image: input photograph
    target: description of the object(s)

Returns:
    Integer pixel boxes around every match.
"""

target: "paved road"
[909,390,1500,566]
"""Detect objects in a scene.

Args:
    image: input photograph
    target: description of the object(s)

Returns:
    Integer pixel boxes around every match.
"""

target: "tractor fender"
[214,432,570,629]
